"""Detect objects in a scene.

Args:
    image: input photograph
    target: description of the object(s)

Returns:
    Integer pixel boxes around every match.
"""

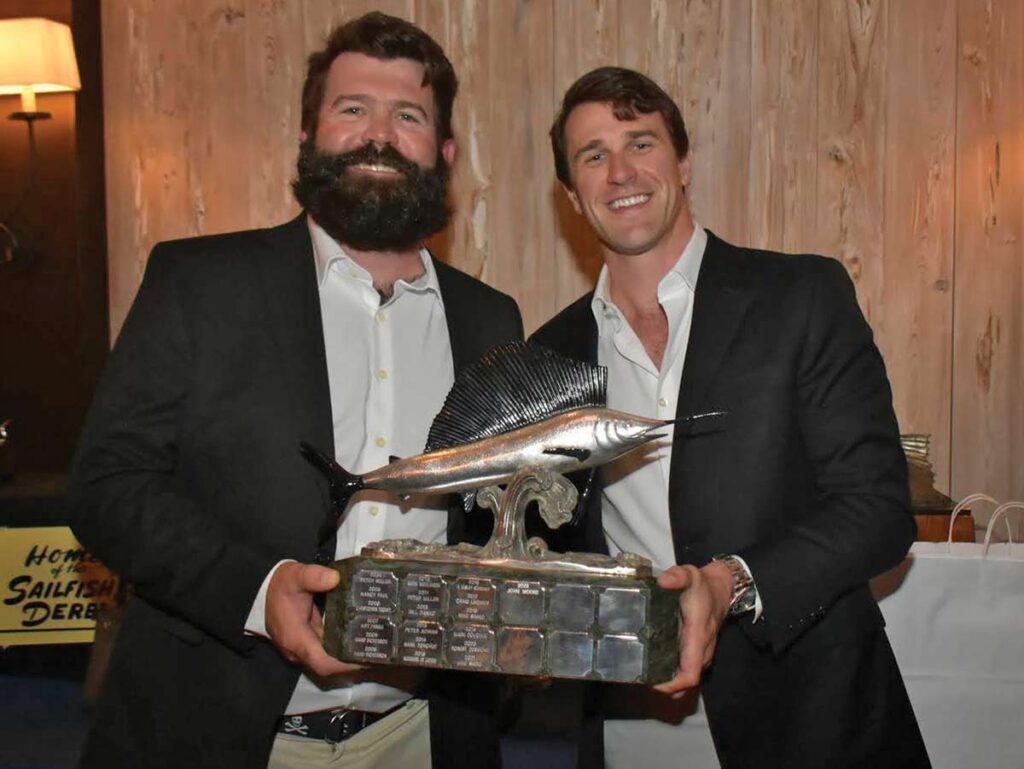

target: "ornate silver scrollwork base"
[361,468,652,578]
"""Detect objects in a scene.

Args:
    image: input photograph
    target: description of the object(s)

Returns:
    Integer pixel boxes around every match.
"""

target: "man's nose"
[606,152,636,185]
[363,110,397,146]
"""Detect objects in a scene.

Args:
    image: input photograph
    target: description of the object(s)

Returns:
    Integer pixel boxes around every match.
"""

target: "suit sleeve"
[68,244,277,653]
[738,258,915,653]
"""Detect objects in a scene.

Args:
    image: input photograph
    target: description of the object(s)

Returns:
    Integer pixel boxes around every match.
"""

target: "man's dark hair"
[301,12,458,142]
[550,66,689,186]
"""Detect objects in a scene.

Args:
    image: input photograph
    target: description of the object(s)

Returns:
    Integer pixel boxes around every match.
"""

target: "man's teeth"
[609,193,651,210]
[354,163,399,173]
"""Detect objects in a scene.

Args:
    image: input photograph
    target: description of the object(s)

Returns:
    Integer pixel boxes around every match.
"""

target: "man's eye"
[585,152,604,164]
[397,111,422,123]
[632,142,650,151]
[342,106,363,116]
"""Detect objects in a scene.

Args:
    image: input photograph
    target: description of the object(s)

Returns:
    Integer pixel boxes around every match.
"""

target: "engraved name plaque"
[326,556,679,684]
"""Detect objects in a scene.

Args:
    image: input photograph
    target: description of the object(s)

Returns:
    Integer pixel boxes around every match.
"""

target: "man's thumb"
[299,563,340,592]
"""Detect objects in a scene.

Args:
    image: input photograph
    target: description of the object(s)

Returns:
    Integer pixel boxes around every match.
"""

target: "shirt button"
[658,398,668,408]
[375,310,387,322]
[375,436,387,448]
[348,267,359,277]
[376,368,388,381]
[368,505,380,517]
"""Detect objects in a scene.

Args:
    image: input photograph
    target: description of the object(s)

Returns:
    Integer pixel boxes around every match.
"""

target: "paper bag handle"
[947,493,998,544]
[982,501,1024,554]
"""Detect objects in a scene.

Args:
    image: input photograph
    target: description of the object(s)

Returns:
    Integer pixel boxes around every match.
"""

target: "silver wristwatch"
[712,554,758,616]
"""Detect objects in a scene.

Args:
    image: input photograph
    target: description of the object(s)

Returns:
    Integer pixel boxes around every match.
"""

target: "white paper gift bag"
[873,495,1024,769]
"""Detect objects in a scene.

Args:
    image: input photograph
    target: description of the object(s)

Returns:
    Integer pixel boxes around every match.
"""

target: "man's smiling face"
[310,51,453,172]
[563,101,691,258]
[291,51,456,253]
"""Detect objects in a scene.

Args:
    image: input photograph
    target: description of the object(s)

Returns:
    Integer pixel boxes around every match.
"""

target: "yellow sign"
[0,526,119,646]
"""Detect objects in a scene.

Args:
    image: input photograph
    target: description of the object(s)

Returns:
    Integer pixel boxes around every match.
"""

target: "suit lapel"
[675,232,754,422]
[253,215,334,457]
[537,293,599,365]
[433,257,528,374]
[433,259,475,374]
[669,232,755,562]
[563,297,600,365]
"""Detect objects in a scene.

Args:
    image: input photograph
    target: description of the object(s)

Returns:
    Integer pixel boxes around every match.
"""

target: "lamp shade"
[0,18,81,97]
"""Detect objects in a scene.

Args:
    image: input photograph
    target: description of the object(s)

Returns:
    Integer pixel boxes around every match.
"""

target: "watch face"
[730,586,756,615]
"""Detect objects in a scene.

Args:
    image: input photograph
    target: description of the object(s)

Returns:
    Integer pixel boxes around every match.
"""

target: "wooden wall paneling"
[94,1,1024,507]
[616,0,655,74]
[182,1,252,236]
[415,0,490,282]
[550,0,621,308]
[952,0,1024,507]
[815,0,888,327]
[243,0,304,227]
[617,0,685,93]
[674,0,752,243]
[748,0,819,252]
[881,0,957,494]
[104,0,195,338]
[483,0,555,332]
[99,1,130,339]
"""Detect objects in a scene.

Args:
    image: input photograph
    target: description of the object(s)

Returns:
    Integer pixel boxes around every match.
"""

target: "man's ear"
[563,184,582,215]
[678,151,692,190]
[300,129,309,144]
[442,138,456,166]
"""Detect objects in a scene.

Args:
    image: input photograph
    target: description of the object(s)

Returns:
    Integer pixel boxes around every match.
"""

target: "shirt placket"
[656,289,686,486]
[358,288,394,549]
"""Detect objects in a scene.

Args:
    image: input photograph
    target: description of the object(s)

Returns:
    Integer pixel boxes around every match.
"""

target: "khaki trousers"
[267,699,431,769]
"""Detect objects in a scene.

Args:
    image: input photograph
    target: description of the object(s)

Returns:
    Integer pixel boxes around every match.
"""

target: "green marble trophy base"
[324,555,680,684]
[323,470,680,684]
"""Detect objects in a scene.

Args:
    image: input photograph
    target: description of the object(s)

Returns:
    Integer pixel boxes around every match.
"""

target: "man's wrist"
[711,554,758,617]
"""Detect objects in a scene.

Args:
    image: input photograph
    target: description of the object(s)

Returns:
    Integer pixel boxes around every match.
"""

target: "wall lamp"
[0,17,81,269]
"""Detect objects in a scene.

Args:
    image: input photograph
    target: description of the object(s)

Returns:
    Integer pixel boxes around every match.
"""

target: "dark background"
[0,0,107,477]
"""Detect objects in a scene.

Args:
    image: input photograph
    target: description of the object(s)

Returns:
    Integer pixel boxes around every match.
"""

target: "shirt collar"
[591,223,707,323]
[307,215,440,297]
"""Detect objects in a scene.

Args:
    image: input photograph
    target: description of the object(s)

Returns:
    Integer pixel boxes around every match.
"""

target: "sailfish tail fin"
[299,442,364,545]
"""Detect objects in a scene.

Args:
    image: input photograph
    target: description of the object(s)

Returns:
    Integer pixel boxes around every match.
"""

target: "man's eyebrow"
[391,100,429,119]
[572,139,606,162]
[624,129,659,142]
[328,92,370,110]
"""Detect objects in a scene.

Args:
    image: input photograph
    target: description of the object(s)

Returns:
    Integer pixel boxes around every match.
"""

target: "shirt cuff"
[244,559,296,637]
[729,554,764,622]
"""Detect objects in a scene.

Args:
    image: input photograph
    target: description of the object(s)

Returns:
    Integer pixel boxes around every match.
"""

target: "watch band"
[712,554,757,616]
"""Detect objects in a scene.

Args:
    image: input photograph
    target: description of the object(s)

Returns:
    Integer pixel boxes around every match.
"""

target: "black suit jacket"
[531,232,929,768]
[69,215,522,769]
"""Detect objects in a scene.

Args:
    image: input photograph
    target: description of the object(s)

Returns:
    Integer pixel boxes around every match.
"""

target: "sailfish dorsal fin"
[424,342,607,452]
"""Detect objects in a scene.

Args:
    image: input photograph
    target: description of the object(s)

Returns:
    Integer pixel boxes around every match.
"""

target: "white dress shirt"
[594,225,706,573]
[248,217,454,715]
[594,225,721,767]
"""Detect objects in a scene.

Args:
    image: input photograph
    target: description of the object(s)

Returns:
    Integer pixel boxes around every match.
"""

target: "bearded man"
[68,13,522,769]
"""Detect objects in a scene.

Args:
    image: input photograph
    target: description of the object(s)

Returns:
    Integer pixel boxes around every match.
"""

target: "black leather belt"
[276,704,403,743]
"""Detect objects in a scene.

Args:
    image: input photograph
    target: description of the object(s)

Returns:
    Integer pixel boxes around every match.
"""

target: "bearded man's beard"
[291,140,451,252]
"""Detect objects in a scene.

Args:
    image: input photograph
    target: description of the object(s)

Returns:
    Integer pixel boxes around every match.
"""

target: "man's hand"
[265,561,363,677]
[653,560,734,697]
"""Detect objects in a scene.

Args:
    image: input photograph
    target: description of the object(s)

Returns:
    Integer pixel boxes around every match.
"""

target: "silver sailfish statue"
[300,343,674,527]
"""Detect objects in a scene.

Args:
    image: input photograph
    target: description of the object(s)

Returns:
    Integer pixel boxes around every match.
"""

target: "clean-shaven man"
[531,66,929,769]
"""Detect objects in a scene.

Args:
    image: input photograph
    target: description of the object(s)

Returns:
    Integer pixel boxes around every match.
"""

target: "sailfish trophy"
[302,342,690,683]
